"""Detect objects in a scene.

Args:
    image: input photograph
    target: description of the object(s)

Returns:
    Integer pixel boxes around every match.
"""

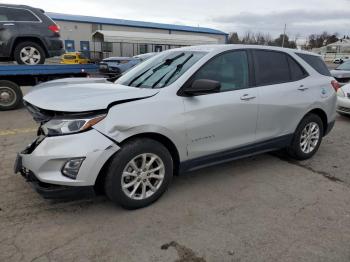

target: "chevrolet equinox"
[15,45,337,209]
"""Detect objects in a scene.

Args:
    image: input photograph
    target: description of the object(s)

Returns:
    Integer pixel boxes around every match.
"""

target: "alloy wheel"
[20,46,41,65]
[121,153,165,200]
[299,122,320,154]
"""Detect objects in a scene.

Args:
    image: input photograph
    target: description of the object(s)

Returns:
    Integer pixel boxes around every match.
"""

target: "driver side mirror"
[184,79,221,96]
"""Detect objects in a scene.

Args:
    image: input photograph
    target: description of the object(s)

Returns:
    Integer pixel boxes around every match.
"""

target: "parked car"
[60,52,90,64]
[333,56,350,64]
[331,61,350,85]
[336,83,350,116]
[0,4,64,65]
[16,45,337,209]
[99,53,156,76]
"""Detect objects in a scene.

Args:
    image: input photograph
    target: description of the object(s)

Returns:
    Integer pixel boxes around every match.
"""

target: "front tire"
[287,114,323,160]
[14,41,46,65]
[104,138,173,209]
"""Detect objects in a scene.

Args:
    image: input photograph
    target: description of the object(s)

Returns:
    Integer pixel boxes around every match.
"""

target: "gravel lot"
[1,98,350,262]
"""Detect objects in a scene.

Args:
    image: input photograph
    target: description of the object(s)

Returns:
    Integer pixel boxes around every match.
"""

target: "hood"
[331,69,350,78]
[24,78,159,112]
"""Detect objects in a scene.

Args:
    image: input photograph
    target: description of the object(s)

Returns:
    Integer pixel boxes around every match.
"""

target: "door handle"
[240,94,256,101]
[298,85,309,91]
[3,23,15,26]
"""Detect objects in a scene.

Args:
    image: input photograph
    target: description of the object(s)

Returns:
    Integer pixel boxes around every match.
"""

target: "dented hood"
[24,78,159,112]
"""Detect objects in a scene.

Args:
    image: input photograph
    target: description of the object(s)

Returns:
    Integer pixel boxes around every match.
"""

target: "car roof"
[173,44,320,57]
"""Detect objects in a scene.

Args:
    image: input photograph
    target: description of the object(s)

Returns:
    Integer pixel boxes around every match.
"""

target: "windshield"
[116,51,206,88]
[336,61,350,71]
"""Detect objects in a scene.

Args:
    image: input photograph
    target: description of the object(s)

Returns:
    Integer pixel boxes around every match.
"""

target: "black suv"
[0,4,63,65]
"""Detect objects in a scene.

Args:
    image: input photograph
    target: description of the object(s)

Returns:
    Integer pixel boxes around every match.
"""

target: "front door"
[183,50,258,159]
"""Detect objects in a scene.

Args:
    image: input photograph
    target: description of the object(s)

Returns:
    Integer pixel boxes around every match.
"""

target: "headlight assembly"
[41,114,106,136]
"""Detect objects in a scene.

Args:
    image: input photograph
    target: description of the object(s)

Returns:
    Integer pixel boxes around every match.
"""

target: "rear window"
[0,7,40,22]
[296,53,331,76]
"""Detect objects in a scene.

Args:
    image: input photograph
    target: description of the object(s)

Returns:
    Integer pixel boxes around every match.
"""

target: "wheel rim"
[121,153,165,200]
[20,46,41,65]
[0,87,16,107]
[300,122,320,154]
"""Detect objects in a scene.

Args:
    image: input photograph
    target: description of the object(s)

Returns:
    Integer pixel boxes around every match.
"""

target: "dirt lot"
[1,103,350,262]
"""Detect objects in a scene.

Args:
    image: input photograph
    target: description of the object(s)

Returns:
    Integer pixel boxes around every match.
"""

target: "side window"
[296,53,331,76]
[191,51,249,92]
[5,7,40,22]
[254,50,290,86]
[288,56,308,81]
[0,8,9,21]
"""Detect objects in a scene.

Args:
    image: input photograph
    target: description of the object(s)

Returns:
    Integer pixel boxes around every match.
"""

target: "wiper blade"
[129,53,185,87]
[162,54,194,87]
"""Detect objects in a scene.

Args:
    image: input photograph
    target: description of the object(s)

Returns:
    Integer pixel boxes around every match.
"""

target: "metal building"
[47,13,228,60]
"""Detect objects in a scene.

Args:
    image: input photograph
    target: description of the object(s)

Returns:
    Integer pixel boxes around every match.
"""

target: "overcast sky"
[6,0,350,39]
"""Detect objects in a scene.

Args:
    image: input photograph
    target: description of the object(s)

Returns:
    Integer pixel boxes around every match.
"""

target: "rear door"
[0,6,19,57]
[183,50,259,159]
[252,50,310,142]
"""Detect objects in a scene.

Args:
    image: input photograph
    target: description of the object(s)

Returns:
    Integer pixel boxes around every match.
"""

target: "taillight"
[331,80,340,92]
[48,24,60,33]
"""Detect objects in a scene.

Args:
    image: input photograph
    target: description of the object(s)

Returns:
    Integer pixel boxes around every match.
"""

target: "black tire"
[104,138,173,209]
[287,114,324,160]
[0,80,23,110]
[13,41,46,65]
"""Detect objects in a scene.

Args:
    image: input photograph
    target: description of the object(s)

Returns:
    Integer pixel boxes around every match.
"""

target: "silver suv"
[16,45,337,209]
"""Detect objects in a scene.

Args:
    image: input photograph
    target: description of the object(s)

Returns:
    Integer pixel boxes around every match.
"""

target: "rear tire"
[0,80,23,110]
[104,138,173,209]
[287,114,323,160]
[14,41,45,65]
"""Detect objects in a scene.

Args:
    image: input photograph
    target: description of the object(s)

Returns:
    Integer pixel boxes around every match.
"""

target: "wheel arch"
[94,132,181,194]
[11,37,48,57]
[305,108,328,136]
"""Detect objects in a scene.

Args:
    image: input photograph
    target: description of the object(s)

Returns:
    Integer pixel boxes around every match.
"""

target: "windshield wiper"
[128,53,185,87]
[162,54,194,87]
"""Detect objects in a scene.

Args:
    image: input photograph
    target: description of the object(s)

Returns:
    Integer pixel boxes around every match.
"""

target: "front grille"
[337,106,350,113]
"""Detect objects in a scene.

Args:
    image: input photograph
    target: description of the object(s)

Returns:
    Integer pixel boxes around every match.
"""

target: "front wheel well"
[306,108,328,136]
[94,132,181,194]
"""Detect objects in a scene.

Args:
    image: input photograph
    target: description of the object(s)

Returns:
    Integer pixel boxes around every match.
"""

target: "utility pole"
[282,24,286,47]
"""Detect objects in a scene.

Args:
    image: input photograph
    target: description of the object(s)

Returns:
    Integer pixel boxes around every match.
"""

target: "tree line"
[228,31,346,49]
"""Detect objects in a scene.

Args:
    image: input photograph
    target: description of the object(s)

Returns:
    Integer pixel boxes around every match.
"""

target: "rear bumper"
[43,37,64,57]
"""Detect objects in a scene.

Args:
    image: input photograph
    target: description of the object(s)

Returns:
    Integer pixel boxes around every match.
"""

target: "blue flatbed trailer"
[0,64,98,111]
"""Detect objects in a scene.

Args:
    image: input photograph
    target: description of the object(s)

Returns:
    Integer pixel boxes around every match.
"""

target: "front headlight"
[337,88,345,97]
[41,114,106,136]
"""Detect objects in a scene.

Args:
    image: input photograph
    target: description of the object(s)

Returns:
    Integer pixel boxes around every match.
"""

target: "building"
[313,39,350,62]
[47,13,228,60]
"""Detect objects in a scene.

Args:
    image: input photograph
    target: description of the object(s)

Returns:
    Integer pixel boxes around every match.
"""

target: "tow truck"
[0,64,98,111]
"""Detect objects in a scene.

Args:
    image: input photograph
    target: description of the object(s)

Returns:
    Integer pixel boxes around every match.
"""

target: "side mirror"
[184,79,221,96]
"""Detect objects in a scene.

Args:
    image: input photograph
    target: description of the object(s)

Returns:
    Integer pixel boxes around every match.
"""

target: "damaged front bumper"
[14,129,120,199]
